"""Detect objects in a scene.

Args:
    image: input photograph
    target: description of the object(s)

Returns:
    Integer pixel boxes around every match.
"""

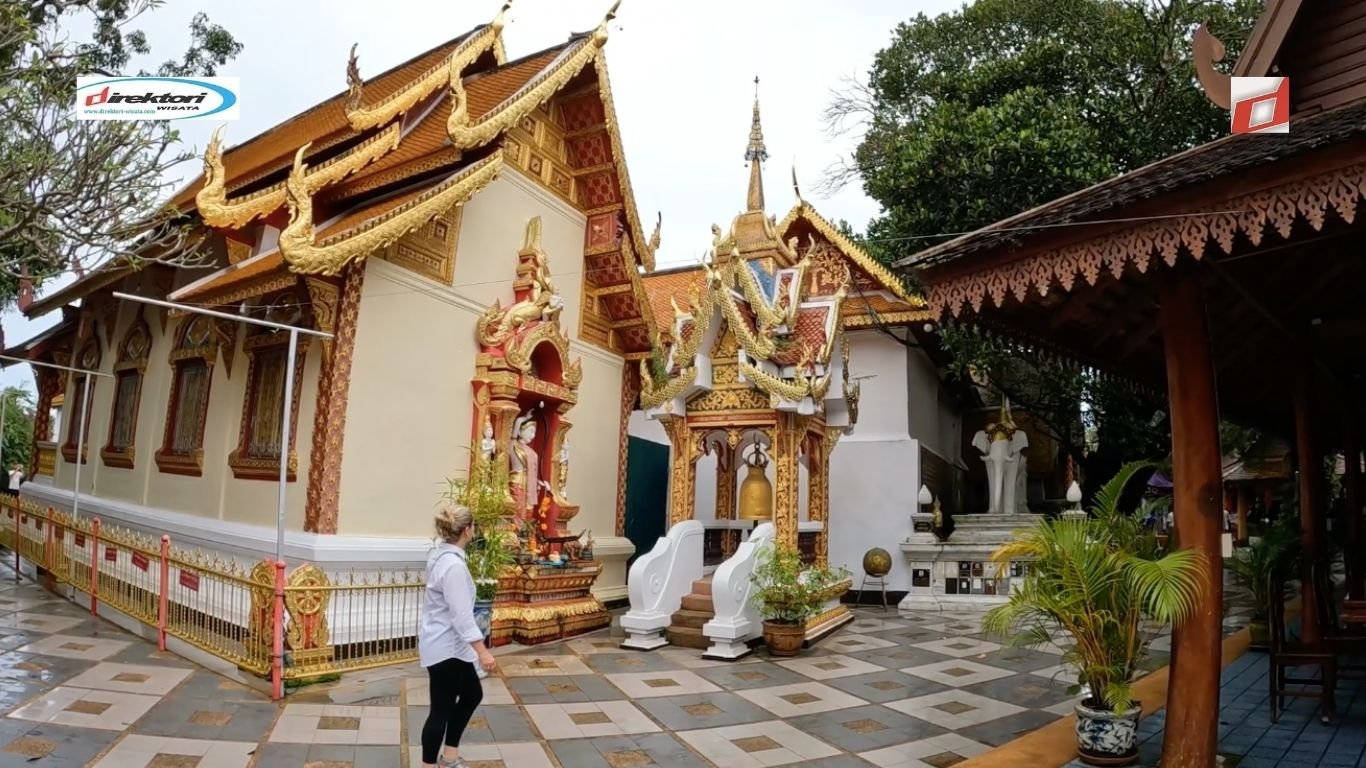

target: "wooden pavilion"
[898,1,1366,765]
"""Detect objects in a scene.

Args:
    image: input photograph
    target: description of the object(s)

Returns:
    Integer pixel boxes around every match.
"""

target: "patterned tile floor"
[1063,651,1366,768]
[0,560,1257,768]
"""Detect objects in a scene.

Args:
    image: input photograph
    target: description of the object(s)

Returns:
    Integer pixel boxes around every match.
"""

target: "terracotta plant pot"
[762,619,806,657]
[1075,699,1142,766]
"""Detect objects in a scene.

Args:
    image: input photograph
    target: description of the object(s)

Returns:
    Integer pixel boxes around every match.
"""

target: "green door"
[624,436,669,568]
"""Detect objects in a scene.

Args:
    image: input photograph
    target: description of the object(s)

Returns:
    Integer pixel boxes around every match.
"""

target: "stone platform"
[899,513,1040,612]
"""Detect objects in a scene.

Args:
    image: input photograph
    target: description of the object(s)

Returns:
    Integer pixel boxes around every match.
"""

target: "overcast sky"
[2,0,962,392]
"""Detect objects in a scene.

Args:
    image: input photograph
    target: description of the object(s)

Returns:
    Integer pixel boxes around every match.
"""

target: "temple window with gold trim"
[230,296,307,481]
[156,315,217,476]
[101,316,152,469]
[60,338,101,464]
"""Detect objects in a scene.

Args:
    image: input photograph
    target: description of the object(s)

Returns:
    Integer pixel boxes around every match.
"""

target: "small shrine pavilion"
[899,0,1366,763]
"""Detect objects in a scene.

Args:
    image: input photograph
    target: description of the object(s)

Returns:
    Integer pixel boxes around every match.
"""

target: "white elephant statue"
[971,398,1029,515]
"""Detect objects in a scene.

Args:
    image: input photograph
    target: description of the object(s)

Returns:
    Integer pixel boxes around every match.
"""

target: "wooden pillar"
[1157,269,1223,768]
[1236,483,1251,543]
[664,418,699,526]
[1343,419,1363,600]
[1293,367,1323,646]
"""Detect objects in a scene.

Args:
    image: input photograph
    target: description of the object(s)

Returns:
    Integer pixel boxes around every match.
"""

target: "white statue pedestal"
[898,513,1037,613]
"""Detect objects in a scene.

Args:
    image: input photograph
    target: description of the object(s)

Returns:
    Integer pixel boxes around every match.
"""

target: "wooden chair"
[1268,568,1336,724]
[1310,560,1366,673]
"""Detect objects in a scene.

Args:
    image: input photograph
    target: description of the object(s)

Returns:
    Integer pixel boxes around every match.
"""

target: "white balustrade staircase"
[620,520,703,650]
[665,577,715,650]
[702,521,775,659]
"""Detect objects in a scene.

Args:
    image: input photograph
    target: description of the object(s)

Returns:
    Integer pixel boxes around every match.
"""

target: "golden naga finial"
[345,44,363,113]
[792,164,803,203]
[492,0,513,33]
[1192,24,1231,110]
[202,124,225,182]
[593,0,622,47]
[648,211,662,254]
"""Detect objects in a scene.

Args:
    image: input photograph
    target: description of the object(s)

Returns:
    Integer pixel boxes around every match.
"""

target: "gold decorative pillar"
[809,428,839,566]
[773,413,805,549]
[663,417,700,526]
[712,439,740,557]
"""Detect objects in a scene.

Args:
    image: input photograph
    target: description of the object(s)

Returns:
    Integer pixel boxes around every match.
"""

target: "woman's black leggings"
[422,657,483,764]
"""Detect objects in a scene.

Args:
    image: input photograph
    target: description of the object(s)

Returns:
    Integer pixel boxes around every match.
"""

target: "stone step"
[668,609,713,631]
[681,593,714,613]
[665,625,710,650]
[691,578,713,596]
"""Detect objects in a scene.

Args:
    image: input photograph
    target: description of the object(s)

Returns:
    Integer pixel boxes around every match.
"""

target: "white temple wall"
[828,437,919,591]
[335,170,631,597]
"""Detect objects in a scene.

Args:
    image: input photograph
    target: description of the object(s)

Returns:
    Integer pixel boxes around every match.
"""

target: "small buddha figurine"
[558,440,570,496]
[479,417,496,462]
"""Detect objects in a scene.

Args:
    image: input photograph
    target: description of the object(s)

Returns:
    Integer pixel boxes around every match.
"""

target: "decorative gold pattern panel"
[383,210,460,285]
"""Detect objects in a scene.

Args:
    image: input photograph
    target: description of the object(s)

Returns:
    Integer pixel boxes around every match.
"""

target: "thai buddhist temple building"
[898,0,1366,762]
[8,3,657,624]
[629,90,964,598]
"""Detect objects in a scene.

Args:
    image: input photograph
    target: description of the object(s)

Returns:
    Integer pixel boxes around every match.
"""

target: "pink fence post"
[272,560,286,701]
[89,517,101,615]
[158,535,170,652]
[42,508,53,586]
[12,500,19,582]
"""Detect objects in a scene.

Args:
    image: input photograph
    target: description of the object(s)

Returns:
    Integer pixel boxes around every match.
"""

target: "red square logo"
[1231,77,1289,134]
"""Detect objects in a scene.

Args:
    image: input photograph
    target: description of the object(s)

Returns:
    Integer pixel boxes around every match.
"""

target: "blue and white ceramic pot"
[473,579,497,640]
[1075,699,1141,766]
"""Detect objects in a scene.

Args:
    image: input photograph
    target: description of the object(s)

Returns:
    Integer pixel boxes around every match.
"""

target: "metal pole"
[0,391,8,489]
[72,375,92,519]
[111,293,332,339]
[276,329,298,565]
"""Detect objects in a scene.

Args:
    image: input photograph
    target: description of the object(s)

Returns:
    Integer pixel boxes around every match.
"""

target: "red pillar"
[1157,269,1223,768]
[1294,368,1323,646]
[1343,419,1363,601]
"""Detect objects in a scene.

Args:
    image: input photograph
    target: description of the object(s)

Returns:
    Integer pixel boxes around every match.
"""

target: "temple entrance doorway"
[624,435,669,568]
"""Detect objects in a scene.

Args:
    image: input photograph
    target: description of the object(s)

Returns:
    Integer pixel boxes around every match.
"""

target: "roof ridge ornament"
[346,1,512,132]
[746,75,768,212]
[1193,24,1231,110]
[593,0,623,48]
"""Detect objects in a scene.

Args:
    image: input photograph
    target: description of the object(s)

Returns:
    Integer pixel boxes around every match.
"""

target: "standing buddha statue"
[509,413,552,555]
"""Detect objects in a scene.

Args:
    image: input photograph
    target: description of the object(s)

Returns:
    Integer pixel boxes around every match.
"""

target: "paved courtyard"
[0,560,1259,768]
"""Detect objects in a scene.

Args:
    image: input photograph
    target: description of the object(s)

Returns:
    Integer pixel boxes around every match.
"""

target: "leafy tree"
[825,0,1262,493]
[0,0,243,306]
[0,387,35,486]
[827,0,1263,262]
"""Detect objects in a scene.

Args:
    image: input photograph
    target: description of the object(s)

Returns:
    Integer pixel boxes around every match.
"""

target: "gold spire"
[745,76,768,212]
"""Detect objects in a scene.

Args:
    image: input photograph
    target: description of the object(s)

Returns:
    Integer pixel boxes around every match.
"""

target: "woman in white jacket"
[418,507,497,768]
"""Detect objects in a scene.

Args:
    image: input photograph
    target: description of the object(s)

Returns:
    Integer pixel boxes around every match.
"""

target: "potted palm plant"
[444,457,517,639]
[750,543,848,657]
[984,462,1205,767]
[1227,514,1298,648]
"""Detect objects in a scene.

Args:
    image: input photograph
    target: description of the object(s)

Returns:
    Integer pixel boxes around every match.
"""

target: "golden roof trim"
[197,123,402,229]
[777,202,924,306]
[280,152,504,276]
[345,2,511,132]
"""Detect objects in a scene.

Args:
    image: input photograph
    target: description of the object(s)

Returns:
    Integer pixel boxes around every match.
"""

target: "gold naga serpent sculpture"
[278,145,503,276]
[195,123,401,230]
[345,1,514,132]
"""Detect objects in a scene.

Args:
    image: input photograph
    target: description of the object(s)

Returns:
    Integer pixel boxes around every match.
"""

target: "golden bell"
[738,447,773,521]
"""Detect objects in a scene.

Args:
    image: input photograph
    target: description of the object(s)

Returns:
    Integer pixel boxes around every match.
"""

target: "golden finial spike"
[292,142,311,175]
[791,163,802,203]
[746,76,768,212]
[523,215,543,252]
